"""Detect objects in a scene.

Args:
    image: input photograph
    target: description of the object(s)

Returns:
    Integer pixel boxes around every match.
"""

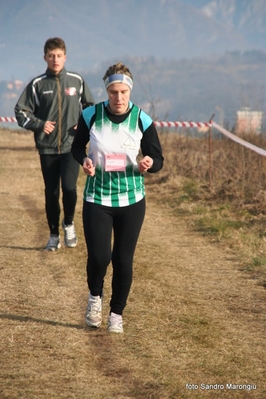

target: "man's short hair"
[44,38,66,54]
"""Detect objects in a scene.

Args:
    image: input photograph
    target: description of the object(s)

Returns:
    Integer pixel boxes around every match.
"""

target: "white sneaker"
[107,312,123,333]
[85,294,102,328]
[45,235,61,251]
[62,220,77,248]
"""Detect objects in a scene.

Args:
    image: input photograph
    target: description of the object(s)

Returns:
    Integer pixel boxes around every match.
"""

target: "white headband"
[104,73,133,90]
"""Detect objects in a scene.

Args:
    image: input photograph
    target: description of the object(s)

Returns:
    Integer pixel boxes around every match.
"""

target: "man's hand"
[44,121,56,134]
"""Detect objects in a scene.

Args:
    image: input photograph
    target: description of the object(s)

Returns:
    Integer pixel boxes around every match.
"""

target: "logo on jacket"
[65,87,77,96]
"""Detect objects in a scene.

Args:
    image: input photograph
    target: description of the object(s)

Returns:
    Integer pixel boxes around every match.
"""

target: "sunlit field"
[0,128,265,399]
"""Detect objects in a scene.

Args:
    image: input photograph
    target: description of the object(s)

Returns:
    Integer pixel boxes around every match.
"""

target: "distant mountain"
[0,0,265,127]
[0,0,265,81]
[1,51,266,129]
[201,0,266,48]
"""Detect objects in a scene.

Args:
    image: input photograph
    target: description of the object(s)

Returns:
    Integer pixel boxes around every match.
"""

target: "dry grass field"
[0,128,265,399]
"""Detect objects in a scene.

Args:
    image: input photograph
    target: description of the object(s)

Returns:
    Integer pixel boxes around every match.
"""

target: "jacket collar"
[45,67,67,77]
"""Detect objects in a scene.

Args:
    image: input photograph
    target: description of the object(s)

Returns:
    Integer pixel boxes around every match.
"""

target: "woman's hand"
[138,156,153,173]
[83,157,95,176]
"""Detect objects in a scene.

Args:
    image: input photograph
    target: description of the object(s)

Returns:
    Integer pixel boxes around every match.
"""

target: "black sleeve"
[81,80,95,109]
[14,82,45,132]
[71,114,92,165]
[140,120,164,173]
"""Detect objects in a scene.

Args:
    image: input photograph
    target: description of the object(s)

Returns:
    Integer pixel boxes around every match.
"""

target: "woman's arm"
[71,114,91,165]
[140,121,164,173]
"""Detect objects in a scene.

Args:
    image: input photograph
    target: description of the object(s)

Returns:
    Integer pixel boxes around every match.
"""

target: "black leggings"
[40,153,80,235]
[82,198,146,315]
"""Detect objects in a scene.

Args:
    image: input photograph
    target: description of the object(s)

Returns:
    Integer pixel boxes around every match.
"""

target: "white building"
[236,107,263,134]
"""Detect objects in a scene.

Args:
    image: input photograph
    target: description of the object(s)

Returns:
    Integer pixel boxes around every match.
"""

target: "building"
[236,107,263,135]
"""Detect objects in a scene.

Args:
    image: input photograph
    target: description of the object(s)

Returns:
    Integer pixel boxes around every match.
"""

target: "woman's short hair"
[103,62,133,82]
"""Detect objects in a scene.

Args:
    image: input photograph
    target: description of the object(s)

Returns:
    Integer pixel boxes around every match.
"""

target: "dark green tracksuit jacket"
[14,67,94,154]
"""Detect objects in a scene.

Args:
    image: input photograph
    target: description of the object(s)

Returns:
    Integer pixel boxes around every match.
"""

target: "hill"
[1,50,266,127]
[0,0,265,126]
[0,0,265,82]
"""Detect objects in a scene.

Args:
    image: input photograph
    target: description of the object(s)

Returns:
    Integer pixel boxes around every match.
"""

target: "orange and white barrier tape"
[154,120,266,158]
[212,121,266,157]
[0,117,17,122]
[1,117,213,127]
[154,121,212,128]
[1,116,265,157]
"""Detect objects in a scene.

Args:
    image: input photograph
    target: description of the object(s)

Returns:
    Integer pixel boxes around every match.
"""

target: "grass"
[146,129,266,286]
[0,128,265,399]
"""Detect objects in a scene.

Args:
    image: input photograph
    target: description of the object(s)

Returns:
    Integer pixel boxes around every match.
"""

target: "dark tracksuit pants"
[82,198,146,315]
[40,152,80,235]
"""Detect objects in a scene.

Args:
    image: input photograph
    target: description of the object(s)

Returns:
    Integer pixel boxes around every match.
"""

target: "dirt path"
[0,130,265,399]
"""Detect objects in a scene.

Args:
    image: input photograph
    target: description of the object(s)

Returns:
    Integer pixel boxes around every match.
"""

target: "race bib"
[105,154,126,172]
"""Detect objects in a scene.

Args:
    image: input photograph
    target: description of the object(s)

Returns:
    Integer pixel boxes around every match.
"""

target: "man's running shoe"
[45,235,61,251]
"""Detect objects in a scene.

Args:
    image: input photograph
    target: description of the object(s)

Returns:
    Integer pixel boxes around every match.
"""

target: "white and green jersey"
[82,101,151,207]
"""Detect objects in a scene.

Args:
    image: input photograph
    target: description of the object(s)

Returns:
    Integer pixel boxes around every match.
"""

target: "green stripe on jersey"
[83,102,146,207]
[84,166,145,206]
[127,105,139,132]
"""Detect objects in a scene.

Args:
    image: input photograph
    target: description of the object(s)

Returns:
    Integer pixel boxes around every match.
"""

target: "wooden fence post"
[208,115,215,190]
[208,125,212,189]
